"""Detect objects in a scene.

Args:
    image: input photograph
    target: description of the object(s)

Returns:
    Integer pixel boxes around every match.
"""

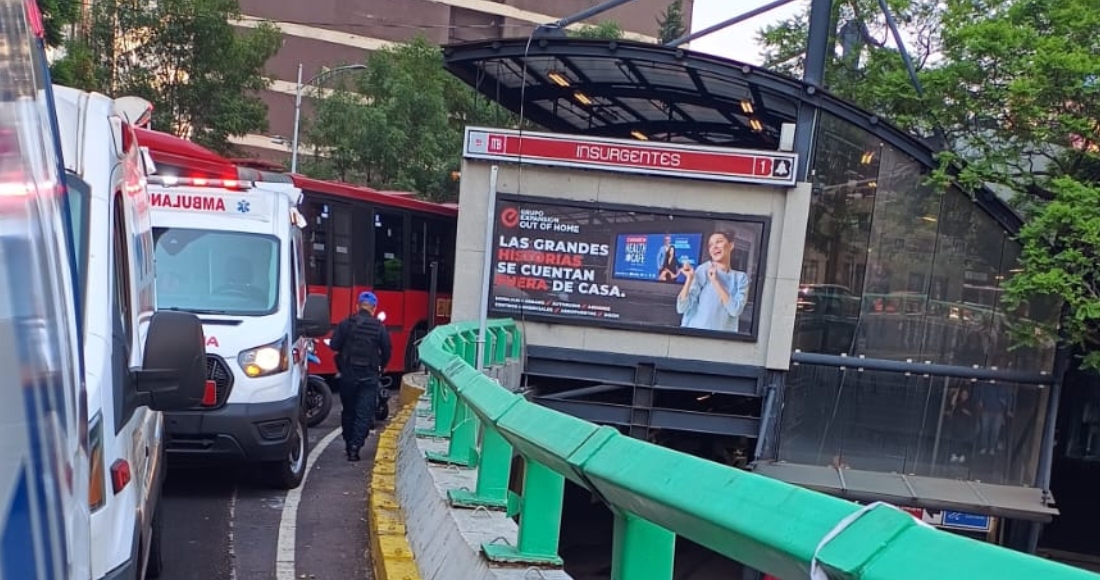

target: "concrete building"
[228,0,693,162]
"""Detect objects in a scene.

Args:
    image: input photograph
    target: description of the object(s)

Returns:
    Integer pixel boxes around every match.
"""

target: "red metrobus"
[135,128,457,377]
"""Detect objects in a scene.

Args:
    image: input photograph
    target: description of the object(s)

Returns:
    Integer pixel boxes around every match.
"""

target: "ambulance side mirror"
[298,293,331,338]
[132,310,208,412]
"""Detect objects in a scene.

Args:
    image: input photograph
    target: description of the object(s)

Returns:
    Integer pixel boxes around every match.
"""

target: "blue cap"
[358,291,378,307]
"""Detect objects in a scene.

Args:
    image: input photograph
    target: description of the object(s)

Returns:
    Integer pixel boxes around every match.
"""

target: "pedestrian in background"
[329,291,392,461]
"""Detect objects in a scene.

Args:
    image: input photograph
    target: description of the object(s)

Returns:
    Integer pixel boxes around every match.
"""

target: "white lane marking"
[275,426,343,580]
[228,485,239,580]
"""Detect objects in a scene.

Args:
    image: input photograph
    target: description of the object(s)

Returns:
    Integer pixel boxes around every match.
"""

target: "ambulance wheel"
[145,506,164,578]
[264,413,309,490]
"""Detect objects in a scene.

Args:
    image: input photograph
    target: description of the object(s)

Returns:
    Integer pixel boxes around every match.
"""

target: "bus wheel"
[405,324,428,371]
[263,412,309,490]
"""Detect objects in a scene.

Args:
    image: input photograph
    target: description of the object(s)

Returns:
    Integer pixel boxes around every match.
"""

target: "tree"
[303,36,515,202]
[756,0,944,135]
[35,0,81,49]
[656,0,686,44]
[568,21,625,40]
[50,0,281,154]
[937,0,1100,367]
[757,0,1100,368]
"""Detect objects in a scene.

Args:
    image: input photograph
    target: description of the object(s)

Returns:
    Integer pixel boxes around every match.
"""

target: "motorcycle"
[304,339,333,428]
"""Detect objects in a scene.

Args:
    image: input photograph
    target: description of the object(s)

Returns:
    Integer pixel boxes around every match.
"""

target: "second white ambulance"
[146,174,331,489]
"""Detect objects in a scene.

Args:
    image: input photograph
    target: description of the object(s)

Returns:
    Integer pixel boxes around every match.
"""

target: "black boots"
[346,445,361,462]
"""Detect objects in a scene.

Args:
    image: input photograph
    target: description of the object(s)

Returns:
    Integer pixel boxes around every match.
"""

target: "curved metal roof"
[442,37,1022,232]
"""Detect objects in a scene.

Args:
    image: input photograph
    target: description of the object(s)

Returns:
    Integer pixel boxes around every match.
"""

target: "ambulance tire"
[263,412,309,490]
[145,506,164,578]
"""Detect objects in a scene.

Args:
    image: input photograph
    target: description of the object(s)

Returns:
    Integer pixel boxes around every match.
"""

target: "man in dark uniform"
[329,291,392,461]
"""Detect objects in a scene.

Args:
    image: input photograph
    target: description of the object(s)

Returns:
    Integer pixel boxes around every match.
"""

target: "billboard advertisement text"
[490,195,770,340]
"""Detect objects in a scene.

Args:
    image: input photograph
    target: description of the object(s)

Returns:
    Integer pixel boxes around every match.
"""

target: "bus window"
[433,218,455,293]
[374,210,405,290]
[301,196,330,287]
[352,205,372,286]
[411,215,456,293]
[332,204,353,287]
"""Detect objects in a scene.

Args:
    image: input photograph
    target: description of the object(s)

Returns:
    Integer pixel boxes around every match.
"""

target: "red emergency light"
[146,175,254,190]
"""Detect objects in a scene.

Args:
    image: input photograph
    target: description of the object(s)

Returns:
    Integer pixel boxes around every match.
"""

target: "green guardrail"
[416,318,1098,580]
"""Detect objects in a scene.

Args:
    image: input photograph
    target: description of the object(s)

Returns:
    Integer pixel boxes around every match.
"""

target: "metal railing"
[415,318,1099,580]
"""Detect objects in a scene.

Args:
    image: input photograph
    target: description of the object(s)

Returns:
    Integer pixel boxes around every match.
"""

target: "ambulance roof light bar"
[146,175,254,190]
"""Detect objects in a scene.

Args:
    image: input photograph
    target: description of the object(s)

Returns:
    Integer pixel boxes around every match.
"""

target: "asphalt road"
[153,393,734,580]
[157,402,376,580]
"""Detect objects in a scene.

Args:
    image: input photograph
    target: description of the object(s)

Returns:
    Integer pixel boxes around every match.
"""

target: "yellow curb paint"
[373,463,397,476]
[367,375,424,580]
[399,382,426,408]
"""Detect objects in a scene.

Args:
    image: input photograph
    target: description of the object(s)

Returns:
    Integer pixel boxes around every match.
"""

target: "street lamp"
[290,62,369,174]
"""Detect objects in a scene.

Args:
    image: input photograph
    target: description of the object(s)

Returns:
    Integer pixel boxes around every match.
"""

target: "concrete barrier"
[396,373,573,580]
[368,380,423,580]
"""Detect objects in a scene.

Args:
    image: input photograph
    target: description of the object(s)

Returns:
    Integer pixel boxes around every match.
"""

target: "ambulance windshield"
[152,227,280,316]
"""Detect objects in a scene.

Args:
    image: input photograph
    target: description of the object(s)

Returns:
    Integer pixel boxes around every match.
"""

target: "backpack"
[342,313,383,369]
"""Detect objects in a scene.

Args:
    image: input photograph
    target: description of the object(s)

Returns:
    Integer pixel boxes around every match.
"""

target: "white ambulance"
[5,4,205,579]
[51,85,211,580]
[145,174,331,489]
[1,3,90,575]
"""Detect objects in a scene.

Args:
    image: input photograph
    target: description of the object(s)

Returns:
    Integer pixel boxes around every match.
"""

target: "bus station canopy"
[442,37,800,151]
[440,36,1023,234]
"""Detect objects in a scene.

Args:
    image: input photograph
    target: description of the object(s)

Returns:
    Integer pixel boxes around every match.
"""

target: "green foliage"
[927,0,1100,204]
[35,0,81,48]
[757,0,1100,367]
[48,40,96,88]
[303,36,517,202]
[757,0,943,134]
[49,0,281,154]
[1002,179,1099,368]
[656,0,686,44]
[568,21,625,40]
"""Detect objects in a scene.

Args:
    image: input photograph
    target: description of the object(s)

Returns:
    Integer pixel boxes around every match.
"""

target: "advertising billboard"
[490,194,770,340]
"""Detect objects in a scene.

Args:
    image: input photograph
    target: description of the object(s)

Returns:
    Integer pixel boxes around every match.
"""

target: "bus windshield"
[153,227,281,316]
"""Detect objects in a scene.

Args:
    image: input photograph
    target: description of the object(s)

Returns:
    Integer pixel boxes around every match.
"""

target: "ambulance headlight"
[238,337,289,378]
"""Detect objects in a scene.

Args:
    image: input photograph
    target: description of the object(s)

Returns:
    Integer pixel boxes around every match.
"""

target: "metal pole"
[753,386,776,460]
[475,166,500,372]
[428,261,439,331]
[875,0,923,96]
[289,64,367,174]
[1027,341,1071,552]
[802,0,833,87]
[290,63,303,174]
[791,0,832,182]
[666,0,799,48]
[550,0,639,29]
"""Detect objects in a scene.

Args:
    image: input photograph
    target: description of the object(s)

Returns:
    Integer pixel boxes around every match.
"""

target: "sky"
[687,0,809,65]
